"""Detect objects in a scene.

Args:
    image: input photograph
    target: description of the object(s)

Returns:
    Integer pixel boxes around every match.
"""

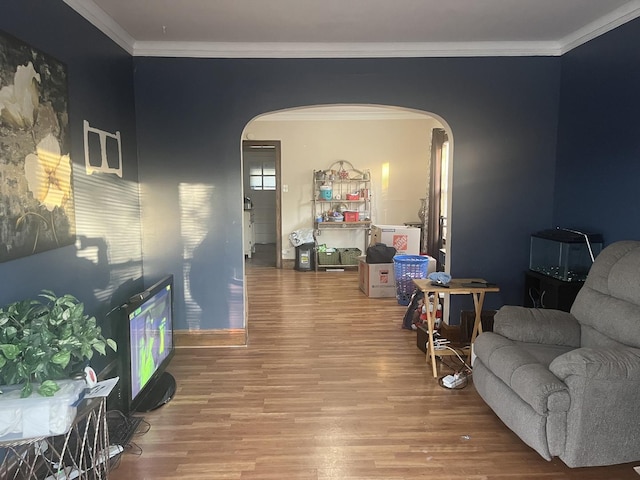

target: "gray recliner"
[473,240,640,467]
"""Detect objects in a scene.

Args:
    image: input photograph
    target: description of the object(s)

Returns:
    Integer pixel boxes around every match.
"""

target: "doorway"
[427,128,450,271]
[242,105,451,269]
[241,105,453,329]
[242,140,282,269]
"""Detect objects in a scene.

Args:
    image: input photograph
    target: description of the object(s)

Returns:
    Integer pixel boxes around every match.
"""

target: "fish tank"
[529,229,603,282]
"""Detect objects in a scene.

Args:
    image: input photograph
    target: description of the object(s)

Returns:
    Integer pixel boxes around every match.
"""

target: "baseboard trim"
[282,259,295,269]
[174,329,247,348]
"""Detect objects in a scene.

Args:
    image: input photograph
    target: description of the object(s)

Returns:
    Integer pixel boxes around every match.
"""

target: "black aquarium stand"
[523,270,583,312]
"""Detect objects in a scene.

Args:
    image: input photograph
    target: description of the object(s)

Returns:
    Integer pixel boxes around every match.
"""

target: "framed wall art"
[0,30,75,263]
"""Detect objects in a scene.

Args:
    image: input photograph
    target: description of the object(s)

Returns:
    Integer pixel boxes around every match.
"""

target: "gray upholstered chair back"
[570,240,640,349]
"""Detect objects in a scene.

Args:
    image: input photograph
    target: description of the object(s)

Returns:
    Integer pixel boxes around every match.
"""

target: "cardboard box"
[370,225,421,255]
[358,255,437,298]
[422,255,438,276]
[358,257,396,297]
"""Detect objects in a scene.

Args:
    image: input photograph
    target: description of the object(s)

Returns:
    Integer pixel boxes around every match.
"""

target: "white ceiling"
[63,0,640,58]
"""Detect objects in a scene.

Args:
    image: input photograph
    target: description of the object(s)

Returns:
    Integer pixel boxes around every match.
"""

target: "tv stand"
[134,371,177,412]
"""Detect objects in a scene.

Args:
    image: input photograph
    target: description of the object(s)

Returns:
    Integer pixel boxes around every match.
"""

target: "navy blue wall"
[15,0,631,334]
[555,18,640,243]
[3,1,639,337]
[0,1,142,371]
[134,56,562,327]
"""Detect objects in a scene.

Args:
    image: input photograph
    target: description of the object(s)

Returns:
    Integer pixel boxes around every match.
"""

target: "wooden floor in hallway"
[109,266,639,480]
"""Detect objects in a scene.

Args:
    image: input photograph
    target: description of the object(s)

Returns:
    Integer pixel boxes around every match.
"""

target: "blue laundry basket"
[393,255,429,305]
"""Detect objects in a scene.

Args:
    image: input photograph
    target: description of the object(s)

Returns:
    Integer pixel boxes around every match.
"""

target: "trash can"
[295,243,315,271]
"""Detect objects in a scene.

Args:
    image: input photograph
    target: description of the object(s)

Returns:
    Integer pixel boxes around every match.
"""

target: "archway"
[240,104,454,328]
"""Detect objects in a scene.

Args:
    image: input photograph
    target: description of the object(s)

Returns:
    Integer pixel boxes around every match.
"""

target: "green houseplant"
[0,290,116,398]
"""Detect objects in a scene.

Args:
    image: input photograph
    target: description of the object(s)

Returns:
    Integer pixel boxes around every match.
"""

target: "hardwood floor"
[110,267,639,479]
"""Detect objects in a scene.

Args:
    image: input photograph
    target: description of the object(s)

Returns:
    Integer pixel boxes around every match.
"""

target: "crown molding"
[559,1,640,54]
[133,40,562,58]
[62,0,135,55]
[64,0,640,59]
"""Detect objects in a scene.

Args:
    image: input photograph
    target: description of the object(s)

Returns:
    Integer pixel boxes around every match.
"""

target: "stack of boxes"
[359,225,435,297]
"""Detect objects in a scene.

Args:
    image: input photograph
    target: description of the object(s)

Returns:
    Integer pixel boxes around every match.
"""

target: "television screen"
[125,275,176,412]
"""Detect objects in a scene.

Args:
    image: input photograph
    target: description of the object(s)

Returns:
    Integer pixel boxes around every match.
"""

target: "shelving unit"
[312,160,371,270]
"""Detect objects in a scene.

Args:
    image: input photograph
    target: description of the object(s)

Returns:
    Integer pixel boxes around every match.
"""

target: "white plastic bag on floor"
[289,229,314,247]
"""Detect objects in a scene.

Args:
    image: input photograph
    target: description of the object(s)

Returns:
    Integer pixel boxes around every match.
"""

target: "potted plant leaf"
[0,290,116,398]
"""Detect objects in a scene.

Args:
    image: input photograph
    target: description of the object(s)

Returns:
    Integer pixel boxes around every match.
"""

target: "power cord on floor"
[123,440,143,456]
[134,417,151,437]
[435,345,473,389]
[441,345,472,371]
[106,409,151,468]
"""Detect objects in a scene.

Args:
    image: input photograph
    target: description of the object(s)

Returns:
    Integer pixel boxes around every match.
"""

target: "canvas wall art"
[0,30,75,263]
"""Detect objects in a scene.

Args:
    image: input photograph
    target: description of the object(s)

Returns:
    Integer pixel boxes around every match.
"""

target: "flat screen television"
[123,274,176,413]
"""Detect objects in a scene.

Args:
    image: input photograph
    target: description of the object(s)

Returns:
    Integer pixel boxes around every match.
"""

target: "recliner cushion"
[493,306,580,347]
[520,342,576,368]
[474,333,570,415]
[571,241,640,349]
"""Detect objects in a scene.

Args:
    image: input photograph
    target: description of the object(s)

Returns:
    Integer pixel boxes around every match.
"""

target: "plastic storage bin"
[393,254,430,305]
[530,229,603,282]
[0,379,86,441]
[343,211,359,222]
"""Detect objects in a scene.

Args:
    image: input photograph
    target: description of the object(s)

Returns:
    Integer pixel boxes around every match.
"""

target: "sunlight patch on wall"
[73,167,143,304]
[379,162,390,223]
[381,162,390,191]
[179,182,214,329]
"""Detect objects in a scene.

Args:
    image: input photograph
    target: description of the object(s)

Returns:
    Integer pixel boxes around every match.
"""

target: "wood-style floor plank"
[109,266,639,479]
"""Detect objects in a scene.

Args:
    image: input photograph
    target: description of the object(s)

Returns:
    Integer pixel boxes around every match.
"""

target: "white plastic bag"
[289,229,314,247]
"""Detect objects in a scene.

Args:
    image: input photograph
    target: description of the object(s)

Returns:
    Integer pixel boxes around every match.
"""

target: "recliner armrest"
[550,347,640,381]
[494,305,581,347]
[548,346,640,467]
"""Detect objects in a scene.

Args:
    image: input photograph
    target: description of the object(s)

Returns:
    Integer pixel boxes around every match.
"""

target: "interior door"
[242,140,282,268]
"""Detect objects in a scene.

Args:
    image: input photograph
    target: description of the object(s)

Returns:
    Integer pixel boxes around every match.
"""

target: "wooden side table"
[413,278,500,378]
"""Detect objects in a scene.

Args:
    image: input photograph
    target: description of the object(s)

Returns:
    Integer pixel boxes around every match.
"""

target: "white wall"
[245,112,442,259]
